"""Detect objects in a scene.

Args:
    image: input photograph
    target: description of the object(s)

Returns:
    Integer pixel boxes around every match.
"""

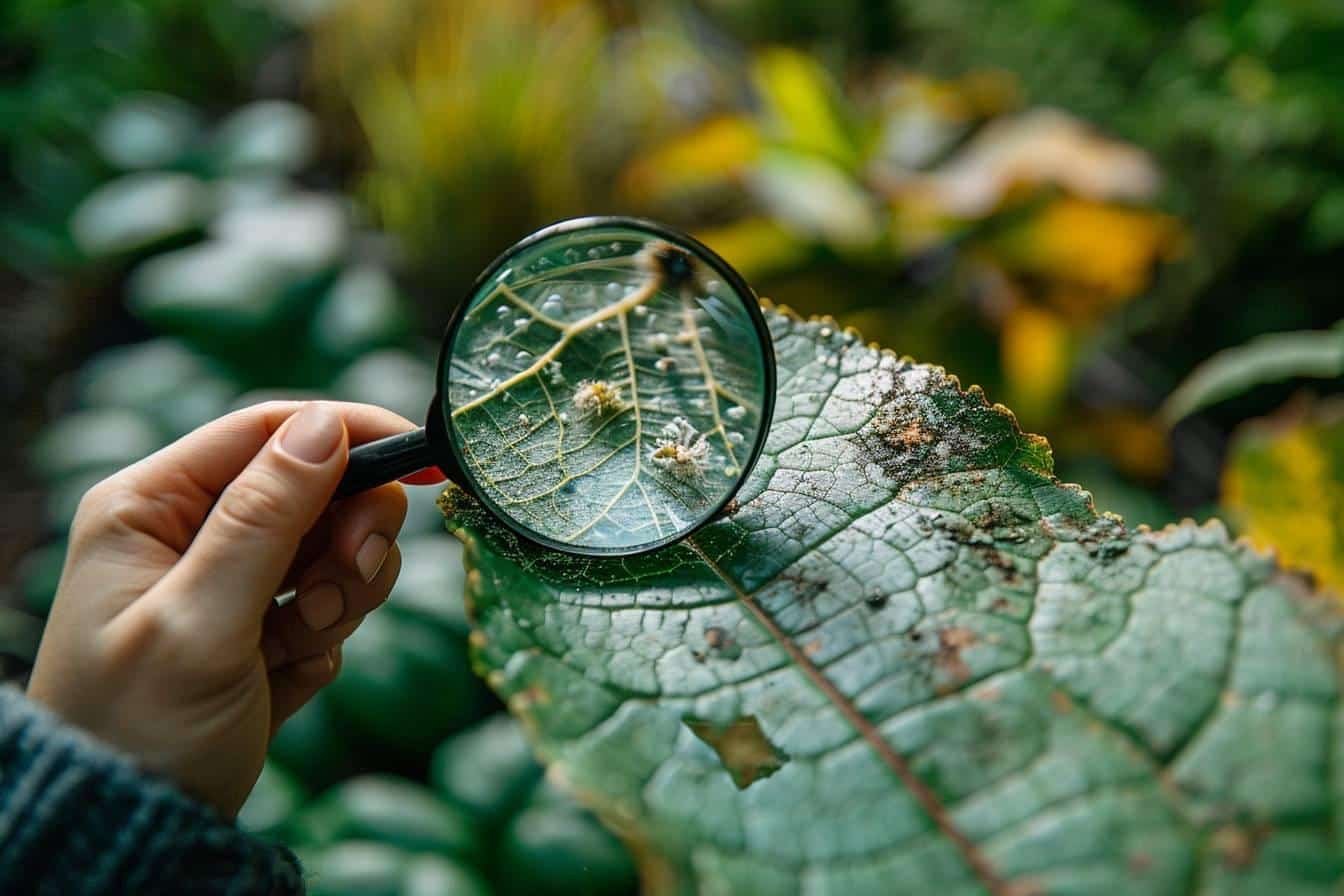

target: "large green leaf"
[443,306,1344,895]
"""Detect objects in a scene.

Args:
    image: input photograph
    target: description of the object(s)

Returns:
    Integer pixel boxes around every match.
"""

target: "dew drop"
[604,282,623,299]
[587,248,602,260]
[495,267,513,282]
[655,357,676,372]
[519,414,531,426]
[514,318,530,330]
[559,412,570,424]
[495,305,510,317]
[633,305,649,317]
[609,241,622,252]
[515,350,532,361]
[820,326,833,338]
[563,248,581,263]
[486,352,501,366]
[489,378,501,389]
[728,431,744,444]
[595,321,608,332]
[726,405,747,421]
[705,279,721,293]
[541,293,564,312]
[723,465,739,477]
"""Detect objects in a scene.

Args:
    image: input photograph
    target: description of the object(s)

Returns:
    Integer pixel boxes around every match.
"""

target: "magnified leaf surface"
[444,306,1344,895]
[445,225,769,551]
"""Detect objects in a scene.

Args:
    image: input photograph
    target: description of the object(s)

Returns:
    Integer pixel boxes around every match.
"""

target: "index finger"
[119,400,419,516]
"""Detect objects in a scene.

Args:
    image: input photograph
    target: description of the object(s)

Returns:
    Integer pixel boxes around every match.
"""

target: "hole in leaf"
[685,715,788,790]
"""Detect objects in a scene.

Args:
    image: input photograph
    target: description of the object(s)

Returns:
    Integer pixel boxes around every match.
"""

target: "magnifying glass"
[336,216,776,557]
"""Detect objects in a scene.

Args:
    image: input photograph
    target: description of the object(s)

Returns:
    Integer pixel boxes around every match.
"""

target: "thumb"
[163,403,348,633]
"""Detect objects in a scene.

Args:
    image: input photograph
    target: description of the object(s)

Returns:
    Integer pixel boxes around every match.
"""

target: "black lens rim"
[432,215,777,558]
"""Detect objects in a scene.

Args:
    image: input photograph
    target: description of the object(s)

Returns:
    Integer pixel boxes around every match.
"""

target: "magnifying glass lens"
[443,221,771,553]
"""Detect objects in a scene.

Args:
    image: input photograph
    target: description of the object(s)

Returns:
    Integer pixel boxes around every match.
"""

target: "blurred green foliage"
[4,0,1344,892]
[0,0,287,273]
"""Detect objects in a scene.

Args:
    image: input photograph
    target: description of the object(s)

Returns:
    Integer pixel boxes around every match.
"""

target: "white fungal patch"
[650,417,710,479]
[573,380,624,414]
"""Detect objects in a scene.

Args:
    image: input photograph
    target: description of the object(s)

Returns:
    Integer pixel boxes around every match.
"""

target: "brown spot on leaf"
[685,716,789,789]
[779,568,829,604]
[1212,824,1264,870]
[509,684,552,713]
[888,422,934,452]
[804,638,823,657]
[936,627,977,684]
[721,498,742,517]
[693,626,743,662]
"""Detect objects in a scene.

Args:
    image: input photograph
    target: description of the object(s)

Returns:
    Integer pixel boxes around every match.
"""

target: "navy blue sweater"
[0,687,304,895]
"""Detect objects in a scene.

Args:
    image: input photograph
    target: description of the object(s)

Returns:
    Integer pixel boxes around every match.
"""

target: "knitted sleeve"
[0,686,304,896]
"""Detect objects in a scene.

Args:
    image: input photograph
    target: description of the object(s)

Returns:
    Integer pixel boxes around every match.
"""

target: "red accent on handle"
[398,467,447,485]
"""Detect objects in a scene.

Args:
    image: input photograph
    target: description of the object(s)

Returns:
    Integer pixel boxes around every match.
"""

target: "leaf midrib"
[684,536,1012,895]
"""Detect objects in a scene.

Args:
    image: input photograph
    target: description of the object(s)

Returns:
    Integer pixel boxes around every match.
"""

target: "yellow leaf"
[693,217,809,280]
[751,47,858,168]
[618,116,762,204]
[1000,302,1073,424]
[995,197,1184,304]
[1222,400,1344,597]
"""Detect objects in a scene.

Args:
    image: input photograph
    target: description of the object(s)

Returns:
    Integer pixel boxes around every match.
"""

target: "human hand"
[27,401,429,817]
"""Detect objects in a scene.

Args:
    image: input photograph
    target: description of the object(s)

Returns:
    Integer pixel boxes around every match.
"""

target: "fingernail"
[279,403,344,464]
[355,533,391,583]
[296,582,344,631]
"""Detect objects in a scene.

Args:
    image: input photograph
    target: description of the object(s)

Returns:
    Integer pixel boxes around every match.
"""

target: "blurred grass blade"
[1162,321,1344,425]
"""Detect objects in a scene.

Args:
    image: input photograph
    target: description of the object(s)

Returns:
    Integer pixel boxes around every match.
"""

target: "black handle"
[336,427,437,499]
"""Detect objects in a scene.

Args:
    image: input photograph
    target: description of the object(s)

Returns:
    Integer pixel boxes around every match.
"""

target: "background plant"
[3,0,1342,893]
